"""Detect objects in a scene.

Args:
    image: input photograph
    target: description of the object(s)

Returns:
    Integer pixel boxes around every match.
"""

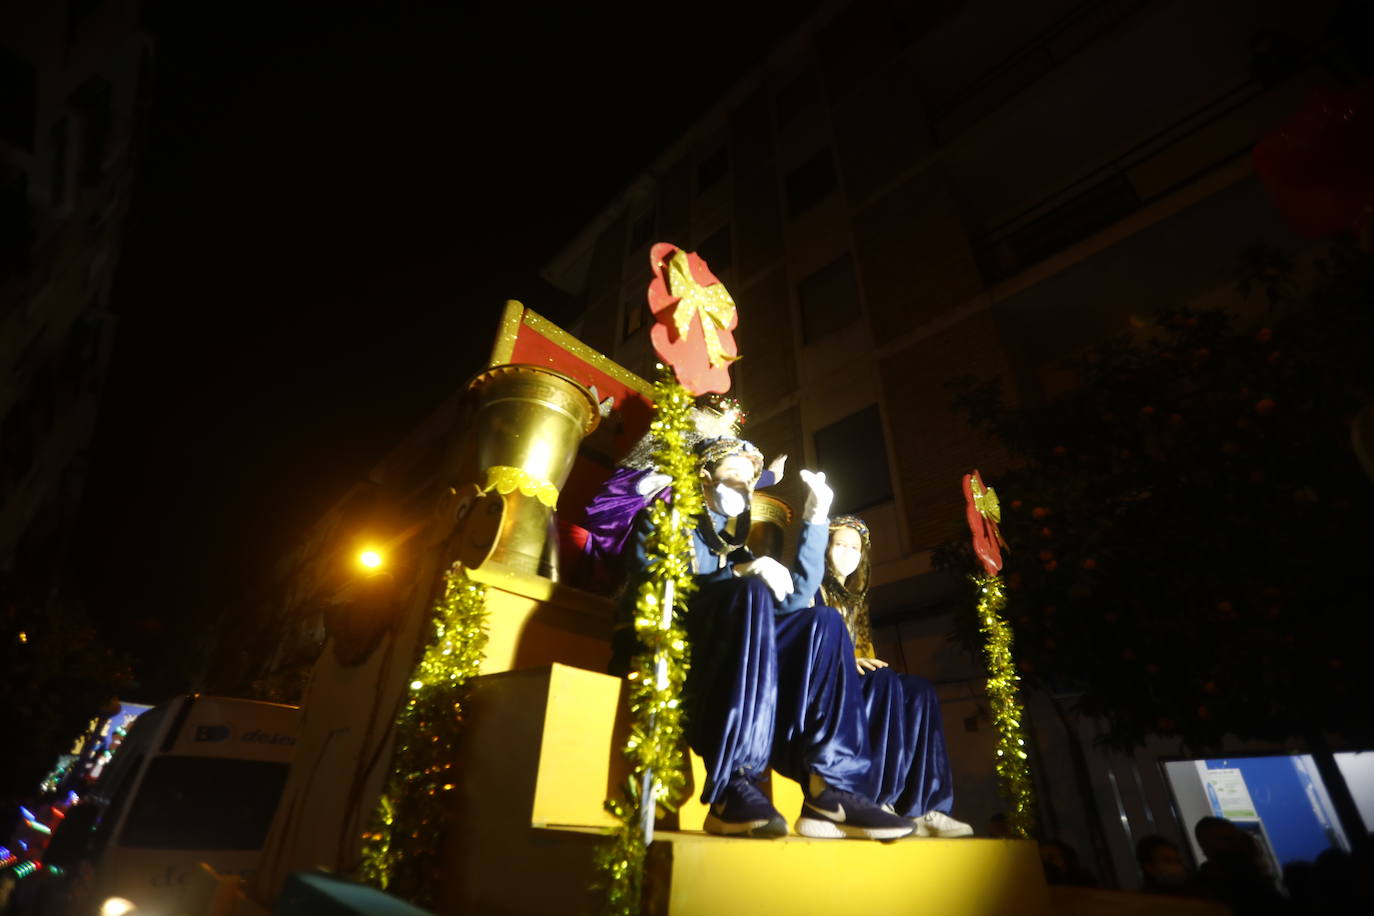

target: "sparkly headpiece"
[694,436,764,480]
[694,394,747,434]
[829,515,870,540]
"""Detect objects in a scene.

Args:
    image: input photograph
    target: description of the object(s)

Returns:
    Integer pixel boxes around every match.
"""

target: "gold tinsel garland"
[973,573,1035,838]
[594,370,701,916]
[359,565,489,906]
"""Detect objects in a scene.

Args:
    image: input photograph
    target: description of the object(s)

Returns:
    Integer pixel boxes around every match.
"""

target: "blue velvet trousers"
[683,576,871,804]
[859,668,955,815]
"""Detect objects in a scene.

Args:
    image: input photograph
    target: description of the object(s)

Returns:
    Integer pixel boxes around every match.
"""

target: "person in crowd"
[818,515,972,838]
[1039,838,1098,887]
[1284,842,1371,915]
[616,436,912,840]
[1194,816,1289,913]
[1136,834,1203,896]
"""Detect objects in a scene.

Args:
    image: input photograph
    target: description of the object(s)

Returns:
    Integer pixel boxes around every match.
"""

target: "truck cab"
[68,695,300,916]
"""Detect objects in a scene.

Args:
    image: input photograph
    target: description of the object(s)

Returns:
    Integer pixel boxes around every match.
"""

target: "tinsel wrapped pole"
[594,370,701,916]
[973,573,1035,838]
[961,470,1034,838]
[359,565,489,907]
[639,569,676,844]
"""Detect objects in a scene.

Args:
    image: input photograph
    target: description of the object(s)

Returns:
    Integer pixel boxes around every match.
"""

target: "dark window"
[66,0,104,47]
[974,173,1141,283]
[31,364,55,436]
[1,172,34,283]
[135,48,154,136]
[784,150,837,220]
[137,48,154,104]
[0,48,36,150]
[890,0,962,48]
[623,293,646,339]
[60,310,103,381]
[72,77,112,184]
[118,756,290,851]
[49,118,69,208]
[696,224,733,278]
[629,209,656,251]
[697,145,728,194]
[797,252,859,343]
[90,753,144,855]
[775,70,820,127]
[813,405,894,513]
[1,404,34,482]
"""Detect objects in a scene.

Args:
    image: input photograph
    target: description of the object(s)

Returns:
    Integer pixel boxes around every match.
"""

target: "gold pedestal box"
[435,661,1070,916]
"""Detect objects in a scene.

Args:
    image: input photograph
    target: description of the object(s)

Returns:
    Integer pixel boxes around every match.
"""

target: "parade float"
[196,244,1217,916]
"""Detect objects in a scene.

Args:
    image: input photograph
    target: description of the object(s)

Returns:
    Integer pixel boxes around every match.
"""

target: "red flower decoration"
[962,470,1008,577]
[646,242,739,395]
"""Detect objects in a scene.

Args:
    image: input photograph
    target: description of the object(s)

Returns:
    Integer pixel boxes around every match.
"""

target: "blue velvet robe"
[858,668,955,816]
[623,503,872,804]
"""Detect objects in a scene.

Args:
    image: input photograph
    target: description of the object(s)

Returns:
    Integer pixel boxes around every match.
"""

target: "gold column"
[465,364,600,575]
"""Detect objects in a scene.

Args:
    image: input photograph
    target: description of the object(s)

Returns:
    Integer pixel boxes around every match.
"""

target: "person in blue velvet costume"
[823,516,973,838]
[616,436,913,841]
[579,396,783,595]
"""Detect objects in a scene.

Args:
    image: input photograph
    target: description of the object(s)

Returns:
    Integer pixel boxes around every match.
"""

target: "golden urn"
[464,364,600,575]
[747,492,794,562]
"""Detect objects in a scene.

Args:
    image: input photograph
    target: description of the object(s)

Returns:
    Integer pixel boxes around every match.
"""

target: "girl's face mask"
[828,526,863,578]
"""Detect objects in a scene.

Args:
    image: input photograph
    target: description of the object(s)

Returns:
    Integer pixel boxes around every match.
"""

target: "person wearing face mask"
[616,436,913,841]
[575,396,785,595]
[818,516,973,838]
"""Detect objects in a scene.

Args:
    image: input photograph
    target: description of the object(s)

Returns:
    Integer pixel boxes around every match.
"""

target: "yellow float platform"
[435,661,1224,915]
[438,663,1053,915]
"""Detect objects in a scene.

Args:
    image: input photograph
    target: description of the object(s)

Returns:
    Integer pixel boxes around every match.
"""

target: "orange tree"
[938,241,1374,752]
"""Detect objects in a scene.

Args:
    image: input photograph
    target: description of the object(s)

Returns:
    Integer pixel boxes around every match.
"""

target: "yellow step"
[644,831,1051,916]
[442,663,1056,915]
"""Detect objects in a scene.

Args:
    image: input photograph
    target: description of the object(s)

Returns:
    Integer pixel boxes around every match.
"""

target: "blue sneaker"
[703,776,788,838]
[795,774,914,840]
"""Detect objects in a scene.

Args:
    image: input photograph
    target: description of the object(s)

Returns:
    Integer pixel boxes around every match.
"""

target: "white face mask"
[713,482,748,518]
[828,528,863,579]
[829,543,861,578]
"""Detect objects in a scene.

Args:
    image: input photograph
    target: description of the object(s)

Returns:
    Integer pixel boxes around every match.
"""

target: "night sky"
[76,1,815,696]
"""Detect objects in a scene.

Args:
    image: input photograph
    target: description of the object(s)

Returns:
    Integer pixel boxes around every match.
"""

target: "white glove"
[767,453,788,482]
[734,556,794,603]
[636,472,672,497]
[800,469,833,525]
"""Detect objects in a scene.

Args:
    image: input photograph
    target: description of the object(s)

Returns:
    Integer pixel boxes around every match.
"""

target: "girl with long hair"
[823,515,973,837]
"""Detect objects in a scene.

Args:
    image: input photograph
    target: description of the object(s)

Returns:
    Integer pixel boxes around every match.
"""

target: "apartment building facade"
[1,0,152,595]
[541,0,1357,885]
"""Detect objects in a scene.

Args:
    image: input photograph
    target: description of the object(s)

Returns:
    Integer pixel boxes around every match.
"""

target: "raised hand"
[800,469,834,525]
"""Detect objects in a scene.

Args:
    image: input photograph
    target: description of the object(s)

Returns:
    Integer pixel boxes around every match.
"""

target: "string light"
[594,369,701,915]
[973,573,1036,838]
[359,566,489,906]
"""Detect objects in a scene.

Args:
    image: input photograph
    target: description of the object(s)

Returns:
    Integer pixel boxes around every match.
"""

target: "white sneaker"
[914,810,973,838]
